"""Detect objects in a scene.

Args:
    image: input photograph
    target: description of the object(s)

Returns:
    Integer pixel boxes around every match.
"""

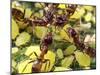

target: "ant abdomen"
[32,59,42,72]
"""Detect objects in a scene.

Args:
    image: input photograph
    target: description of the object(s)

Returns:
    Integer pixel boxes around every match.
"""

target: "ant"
[12,8,32,29]
[22,32,53,73]
[12,3,57,28]
[12,3,77,28]
[67,27,95,57]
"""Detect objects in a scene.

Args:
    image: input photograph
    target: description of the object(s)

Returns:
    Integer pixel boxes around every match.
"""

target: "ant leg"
[22,52,38,72]
[43,59,50,71]
[28,51,38,60]
[23,9,26,19]
[22,59,35,72]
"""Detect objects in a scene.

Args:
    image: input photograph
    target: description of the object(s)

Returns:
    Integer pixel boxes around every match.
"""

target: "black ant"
[67,27,96,57]
[22,32,53,72]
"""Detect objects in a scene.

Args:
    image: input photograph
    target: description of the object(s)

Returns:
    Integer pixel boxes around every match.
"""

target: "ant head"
[12,8,24,21]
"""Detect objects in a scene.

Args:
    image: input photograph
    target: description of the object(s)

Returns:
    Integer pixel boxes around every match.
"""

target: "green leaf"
[74,51,91,67]
[56,49,64,59]
[61,55,74,68]
[15,32,31,46]
[64,45,76,55]
[12,19,19,40]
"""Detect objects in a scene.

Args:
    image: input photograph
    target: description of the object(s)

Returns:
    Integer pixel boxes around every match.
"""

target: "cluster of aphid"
[12,3,95,73]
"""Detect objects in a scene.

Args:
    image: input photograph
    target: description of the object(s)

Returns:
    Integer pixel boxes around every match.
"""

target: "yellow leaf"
[41,50,56,72]
[83,6,94,11]
[15,32,31,46]
[61,55,74,68]
[12,60,17,68]
[56,49,64,59]
[70,7,85,19]
[12,1,24,13]
[64,45,76,55]
[74,51,91,67]
[58,4,66,9]
[12,60,17,72]
[91,16,96,24]
[54,67,71,71]
[84,12,92,22]
[17,60,33,73]
[35,3,43,8]
[24,8,32,18]
[12,47,18,54]
[60,28,73,43]
[34,26,48,39]
[12,19,19,40]
[25,46,41,59]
